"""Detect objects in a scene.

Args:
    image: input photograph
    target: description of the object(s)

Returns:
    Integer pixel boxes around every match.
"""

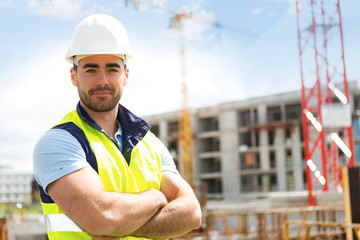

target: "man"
[33,14,202,240]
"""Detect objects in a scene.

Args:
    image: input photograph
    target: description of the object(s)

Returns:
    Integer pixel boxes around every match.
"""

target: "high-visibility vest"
[40,107,163,240]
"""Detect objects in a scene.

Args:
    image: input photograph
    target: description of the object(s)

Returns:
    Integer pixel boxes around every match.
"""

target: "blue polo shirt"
[33,103,179,194]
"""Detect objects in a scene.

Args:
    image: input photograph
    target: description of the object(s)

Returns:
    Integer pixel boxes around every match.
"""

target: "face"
[71,55,129,112]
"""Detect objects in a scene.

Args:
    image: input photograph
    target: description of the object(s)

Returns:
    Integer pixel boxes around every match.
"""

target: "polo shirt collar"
[76,102,150,138]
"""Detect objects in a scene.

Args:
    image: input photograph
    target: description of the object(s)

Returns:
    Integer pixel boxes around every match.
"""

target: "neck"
[80,102,118,138]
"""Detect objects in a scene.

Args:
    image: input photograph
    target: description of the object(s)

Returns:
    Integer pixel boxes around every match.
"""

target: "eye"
[108,68,120,73]
[85,69,97,73]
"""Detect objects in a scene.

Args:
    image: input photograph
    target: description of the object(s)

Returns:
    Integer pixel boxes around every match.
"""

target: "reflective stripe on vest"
[41,109,163,240]
[45,214,82,232]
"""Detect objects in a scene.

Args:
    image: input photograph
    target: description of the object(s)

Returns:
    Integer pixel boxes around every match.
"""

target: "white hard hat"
[65,14,132,64]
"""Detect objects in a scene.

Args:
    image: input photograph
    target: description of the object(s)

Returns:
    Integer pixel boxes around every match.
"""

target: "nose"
[96,70,109,86]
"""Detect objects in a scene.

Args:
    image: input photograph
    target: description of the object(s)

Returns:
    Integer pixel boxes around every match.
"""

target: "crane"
[169,13,194,185]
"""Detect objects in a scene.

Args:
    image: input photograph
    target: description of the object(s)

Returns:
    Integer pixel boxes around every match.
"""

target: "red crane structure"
[295,0,354,205]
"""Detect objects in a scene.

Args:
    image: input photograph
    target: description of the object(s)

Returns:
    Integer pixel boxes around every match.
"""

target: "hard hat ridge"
[65,14,132,64]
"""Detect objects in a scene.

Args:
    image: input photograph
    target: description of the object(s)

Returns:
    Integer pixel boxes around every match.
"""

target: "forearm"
[48,168,167,237]
[131,195,201,238]
[129,172,202,238]
[90,188,167,236]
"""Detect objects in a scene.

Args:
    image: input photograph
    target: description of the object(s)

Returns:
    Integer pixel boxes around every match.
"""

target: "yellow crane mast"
[171,13,194,185]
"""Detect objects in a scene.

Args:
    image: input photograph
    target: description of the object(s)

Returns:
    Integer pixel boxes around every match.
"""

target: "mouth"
[89,86,115,97]
[91,91,113,97]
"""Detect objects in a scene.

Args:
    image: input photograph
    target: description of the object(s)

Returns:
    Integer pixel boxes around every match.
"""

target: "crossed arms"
[47,167,202,239]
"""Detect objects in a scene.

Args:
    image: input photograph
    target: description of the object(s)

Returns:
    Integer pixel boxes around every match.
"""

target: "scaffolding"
[178,205,346,240]
[295,0,354,206]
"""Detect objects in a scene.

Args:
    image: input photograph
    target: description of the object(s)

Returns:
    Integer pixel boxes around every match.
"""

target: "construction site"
[1,0,360,239]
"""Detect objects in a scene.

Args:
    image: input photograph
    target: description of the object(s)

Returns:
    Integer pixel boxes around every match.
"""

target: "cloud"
[0,0,13,5]
[0,40,77,171]
[125,0,168,12]
[182,11,216,42]
[152,0,167,7]
[264,0,296,14]
[26,0,110,20]
[250,8,263,15]
[186,48,247,108]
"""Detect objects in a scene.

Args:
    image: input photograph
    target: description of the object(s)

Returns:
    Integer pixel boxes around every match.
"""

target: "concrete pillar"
[257,105,267,125]
[258,104,270,191]
[219,109,240,199]
[292,125,305,190]
[308,129,323,190]
[159,120,168,145]
[275,128,286,191]
[259,129,270,192]
[191,114,200,185]
[259,130,270,170]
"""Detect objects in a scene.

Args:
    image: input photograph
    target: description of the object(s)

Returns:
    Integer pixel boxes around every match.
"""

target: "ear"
[123,68,129,86]
[70,68,77,87]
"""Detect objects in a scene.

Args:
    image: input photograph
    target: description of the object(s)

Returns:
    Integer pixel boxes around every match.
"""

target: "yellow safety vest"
[40,107,164,240]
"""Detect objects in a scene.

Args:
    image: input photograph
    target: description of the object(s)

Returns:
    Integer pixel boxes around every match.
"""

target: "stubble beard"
[78,84,122,112]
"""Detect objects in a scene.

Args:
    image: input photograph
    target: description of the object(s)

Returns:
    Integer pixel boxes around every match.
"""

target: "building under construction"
[2,84,360,240]
[143,81,360,201]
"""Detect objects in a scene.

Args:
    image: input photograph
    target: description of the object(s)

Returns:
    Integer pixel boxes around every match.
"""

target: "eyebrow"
[105,63,121,69]
[83,63,99,69]
[82,63,121,69]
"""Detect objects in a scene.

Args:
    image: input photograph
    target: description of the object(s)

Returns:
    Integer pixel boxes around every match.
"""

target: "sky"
[0,0,360,172]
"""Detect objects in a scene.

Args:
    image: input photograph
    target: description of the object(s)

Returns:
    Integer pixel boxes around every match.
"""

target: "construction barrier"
[284,220,360,240]
[0,217,6,240]
[178,205,344,239]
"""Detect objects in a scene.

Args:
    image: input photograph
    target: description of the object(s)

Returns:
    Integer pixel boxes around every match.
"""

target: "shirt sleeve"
[160,141,180,175]
[33,129,90,195]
